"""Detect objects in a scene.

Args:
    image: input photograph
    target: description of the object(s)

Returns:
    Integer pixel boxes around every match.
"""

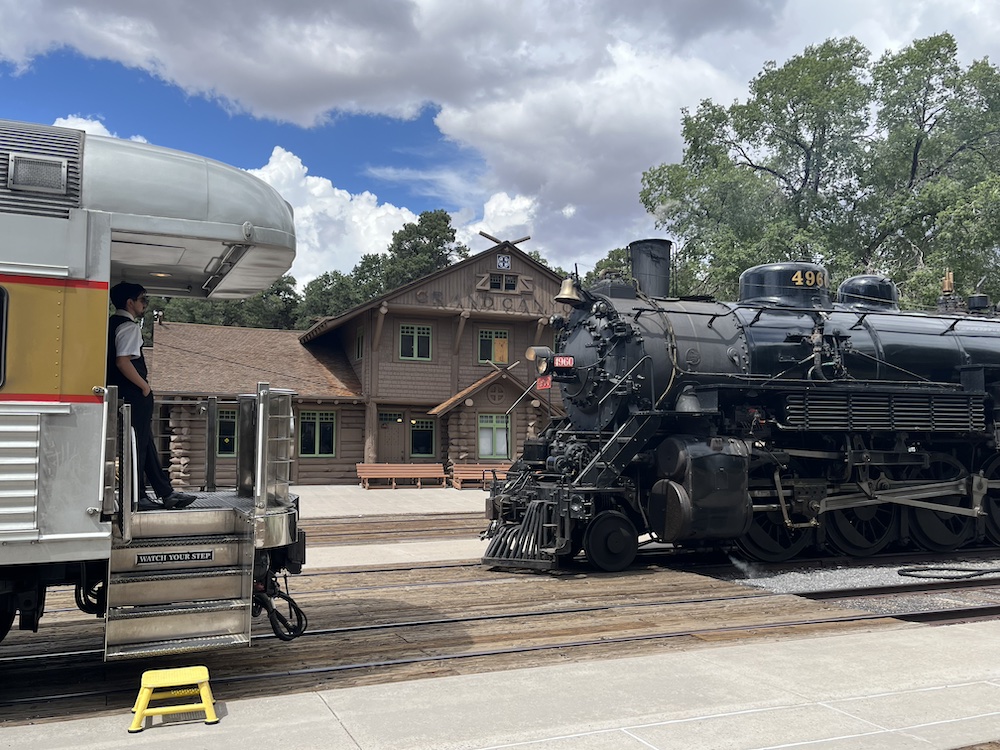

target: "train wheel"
[0,595,13,643]
[825,505,898,557]
[584,511,638,572]
[905,454,973,552]
[737,511,813,562]
[980,456,1000,544]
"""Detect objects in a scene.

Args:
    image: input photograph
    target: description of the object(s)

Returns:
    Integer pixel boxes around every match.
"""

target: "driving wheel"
[824,504,899,556]
[980,456,1000,545]
[737,510,813,562]
[584,511,638,572]
[905,454,973,552]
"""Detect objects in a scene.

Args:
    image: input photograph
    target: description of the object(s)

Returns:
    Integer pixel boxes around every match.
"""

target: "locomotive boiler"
[483,239,1000,570]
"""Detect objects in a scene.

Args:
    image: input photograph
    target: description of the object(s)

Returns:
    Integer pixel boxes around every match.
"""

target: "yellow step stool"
[128,665,218,733]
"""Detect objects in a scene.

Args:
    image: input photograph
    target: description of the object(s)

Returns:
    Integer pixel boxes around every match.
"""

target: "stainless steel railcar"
[0,119,305,658]
[484,239,1000,570]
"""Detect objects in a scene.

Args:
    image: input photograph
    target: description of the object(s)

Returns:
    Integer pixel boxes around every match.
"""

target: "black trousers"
[124,390,173,499]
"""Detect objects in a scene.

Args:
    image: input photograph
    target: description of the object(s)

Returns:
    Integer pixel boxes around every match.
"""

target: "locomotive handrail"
[596,354,653,410]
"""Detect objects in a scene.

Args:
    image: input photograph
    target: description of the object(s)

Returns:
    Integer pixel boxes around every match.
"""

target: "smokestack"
[628,239,672,298]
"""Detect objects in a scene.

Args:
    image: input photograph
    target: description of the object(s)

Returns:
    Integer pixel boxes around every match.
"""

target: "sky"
[2,1,999,288]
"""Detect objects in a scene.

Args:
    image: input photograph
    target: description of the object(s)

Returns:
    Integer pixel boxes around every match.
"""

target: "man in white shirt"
[107,282,196,510]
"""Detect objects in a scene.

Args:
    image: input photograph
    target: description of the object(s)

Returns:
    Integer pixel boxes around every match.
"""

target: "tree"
[296,270,361,328]
[640,33,1000,306]
[379,209,469,292]
[158,209,469,329]
[154,275,301,329]
[525,249,569,279]
[581,247,629,288]
[233,275,301,329]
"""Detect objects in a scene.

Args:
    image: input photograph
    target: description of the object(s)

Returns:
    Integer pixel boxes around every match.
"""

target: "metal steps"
[106,633,251,661]
[575,412,661,486]
[105,506,253,660]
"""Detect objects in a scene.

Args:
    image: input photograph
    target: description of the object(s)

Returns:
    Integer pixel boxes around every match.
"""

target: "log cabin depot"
[147,242,568,486]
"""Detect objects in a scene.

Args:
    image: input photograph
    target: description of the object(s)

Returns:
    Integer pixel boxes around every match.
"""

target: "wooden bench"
[356,463,447,489]
[451,463,511,489]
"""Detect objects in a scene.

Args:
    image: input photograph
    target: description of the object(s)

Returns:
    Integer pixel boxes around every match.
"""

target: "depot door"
[377,411,405,461]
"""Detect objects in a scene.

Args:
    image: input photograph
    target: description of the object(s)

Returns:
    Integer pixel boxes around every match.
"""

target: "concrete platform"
[294,482,489,519]
[295,483,490,567]
[10,622,1000,749]
[9,484,1000,749]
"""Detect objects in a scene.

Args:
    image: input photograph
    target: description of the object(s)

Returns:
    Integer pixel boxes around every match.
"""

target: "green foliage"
[581,247,630,288]
[296,209,470,329]
[640,32,1000,305]
[295,270,361,328]
[152,274,301,329]
[155,210,570,330]
[381,209,469,290]
[525,249,568,279]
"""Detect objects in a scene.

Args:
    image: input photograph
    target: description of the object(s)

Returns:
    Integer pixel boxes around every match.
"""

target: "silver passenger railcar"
[0,119,306,659]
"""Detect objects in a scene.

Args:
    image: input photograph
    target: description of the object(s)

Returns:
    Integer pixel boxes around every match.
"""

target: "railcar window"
[0,287,5,389]
[217,409,237,456]
[478,329,509,364]
[410,418,435,457]
[299,411,336,457]
[478,414,509,459]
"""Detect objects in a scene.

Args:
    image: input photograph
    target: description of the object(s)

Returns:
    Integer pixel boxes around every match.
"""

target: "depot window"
[488,274,518,292]
[478,329,509,364]
[410,418,435,457]
[217,409,237,456]
[299,411,336,457]
[400,324,431,360]
[478,414,510,459]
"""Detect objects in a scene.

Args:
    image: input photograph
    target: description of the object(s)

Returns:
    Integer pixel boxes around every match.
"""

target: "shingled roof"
[145,321,362,400]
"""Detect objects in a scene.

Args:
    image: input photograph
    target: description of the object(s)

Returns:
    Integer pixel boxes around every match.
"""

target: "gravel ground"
[714,552,1000,594]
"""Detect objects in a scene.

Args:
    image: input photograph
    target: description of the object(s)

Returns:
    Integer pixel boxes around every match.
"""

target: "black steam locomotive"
[483,239,1000,571]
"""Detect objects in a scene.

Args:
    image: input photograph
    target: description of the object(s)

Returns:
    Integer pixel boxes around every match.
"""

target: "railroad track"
[300,512,485,545]
[5,558,1000,727]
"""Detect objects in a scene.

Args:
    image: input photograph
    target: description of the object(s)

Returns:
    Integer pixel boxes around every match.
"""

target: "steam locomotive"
[483,239,1000,570]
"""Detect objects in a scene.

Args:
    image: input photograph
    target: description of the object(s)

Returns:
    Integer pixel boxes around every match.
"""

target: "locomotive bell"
[555,277,585,307]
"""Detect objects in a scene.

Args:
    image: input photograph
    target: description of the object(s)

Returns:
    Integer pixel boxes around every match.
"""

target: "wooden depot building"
[147,241,568,486]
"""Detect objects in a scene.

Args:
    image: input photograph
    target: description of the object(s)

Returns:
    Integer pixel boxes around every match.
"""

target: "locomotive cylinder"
[647,436,752,542]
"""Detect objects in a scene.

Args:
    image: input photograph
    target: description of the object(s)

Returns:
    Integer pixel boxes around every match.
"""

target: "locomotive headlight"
[525,346,555,375]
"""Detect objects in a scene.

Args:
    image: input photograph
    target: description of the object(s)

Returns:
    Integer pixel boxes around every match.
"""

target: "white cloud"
[11,1,1000,275]
[458,192,537,248]
[248,147,419,286]
[52,114,147,142]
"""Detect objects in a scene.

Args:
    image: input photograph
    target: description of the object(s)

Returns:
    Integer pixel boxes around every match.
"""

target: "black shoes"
[137,491,197,511]
[160,491,197,509]
[137,495,161,511]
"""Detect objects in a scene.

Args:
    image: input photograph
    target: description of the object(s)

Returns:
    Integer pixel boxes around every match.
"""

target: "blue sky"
[2,50,466,212]
[3,1,999,287]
